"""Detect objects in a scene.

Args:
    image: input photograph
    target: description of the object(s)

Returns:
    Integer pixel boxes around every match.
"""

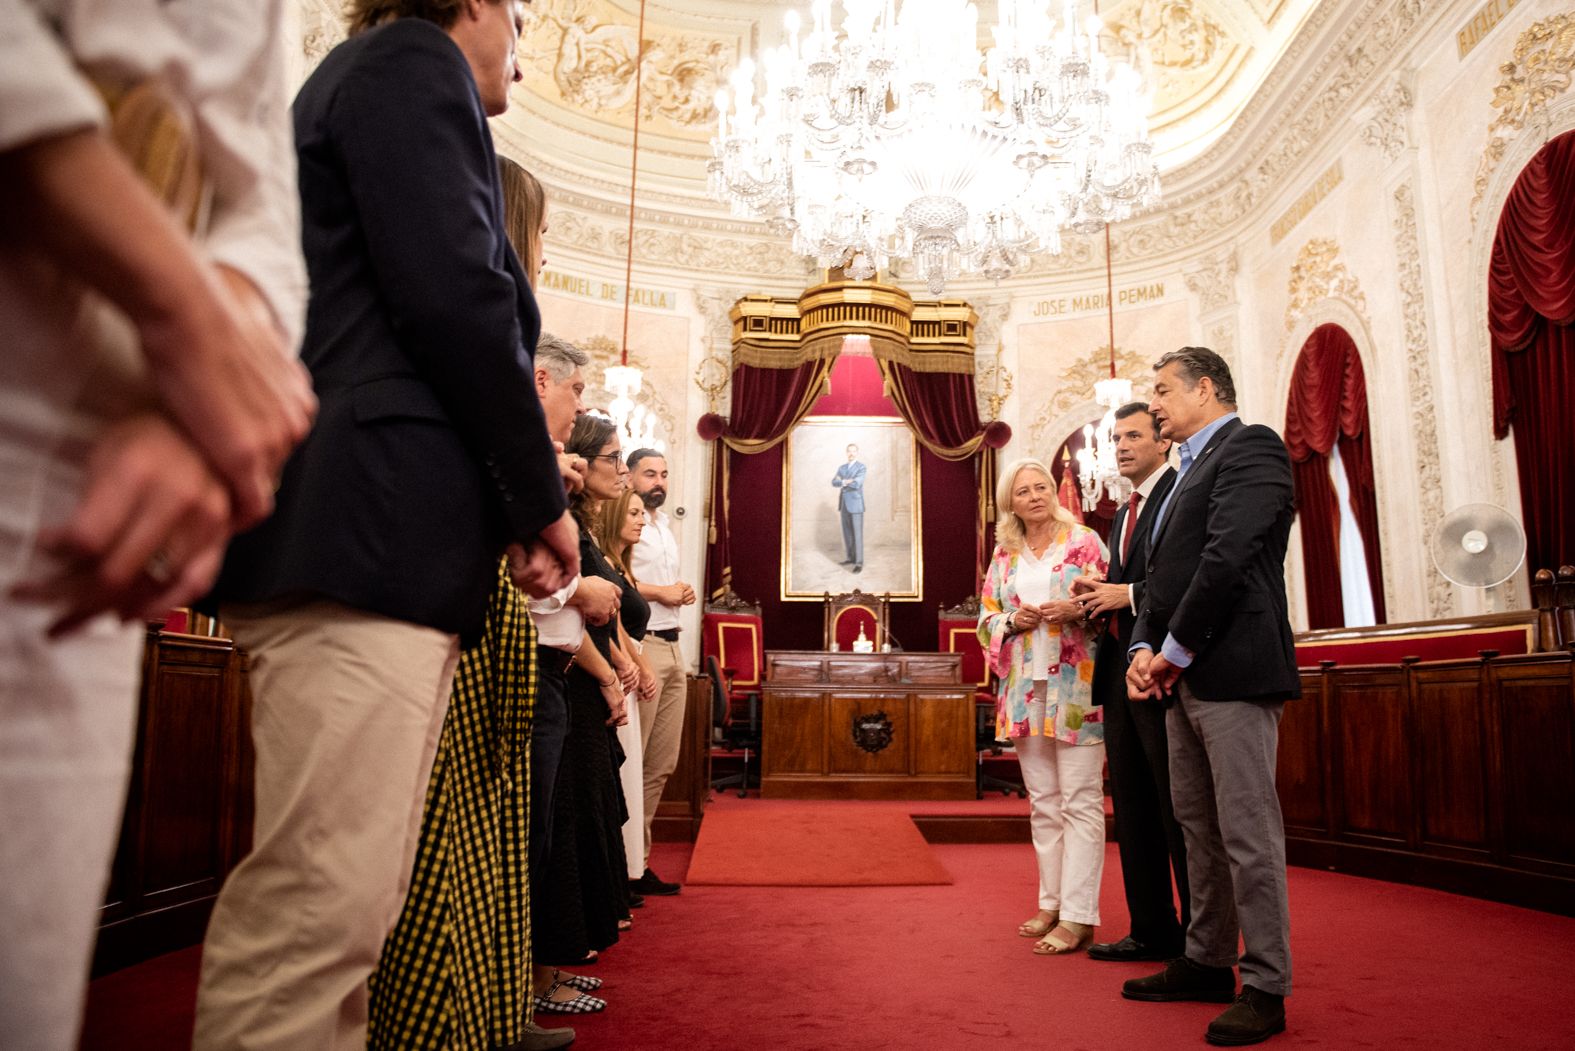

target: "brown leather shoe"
[1206,986,1286,1045]
[1122,957,1236,1003]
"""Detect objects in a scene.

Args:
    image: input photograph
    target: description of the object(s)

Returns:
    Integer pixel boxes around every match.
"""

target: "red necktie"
[1121,491,1141,563]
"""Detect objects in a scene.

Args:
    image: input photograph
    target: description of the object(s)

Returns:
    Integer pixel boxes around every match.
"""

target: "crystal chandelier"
[1073,224,1132,510]
[709,0,1159,294]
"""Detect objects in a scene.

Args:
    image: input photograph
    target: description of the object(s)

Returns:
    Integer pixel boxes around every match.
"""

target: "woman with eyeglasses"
[529,412,649,1016]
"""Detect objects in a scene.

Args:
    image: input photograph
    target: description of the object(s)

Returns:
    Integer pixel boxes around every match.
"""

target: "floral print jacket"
[977,526,1108,744]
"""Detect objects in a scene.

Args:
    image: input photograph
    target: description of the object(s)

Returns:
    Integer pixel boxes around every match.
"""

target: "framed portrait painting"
[781,415,922,600]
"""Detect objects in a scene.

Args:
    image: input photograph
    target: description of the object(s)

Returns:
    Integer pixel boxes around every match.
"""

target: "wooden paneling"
[95,631,252,975]
[1413,669,1490,853]
[1280,650,1575,916]
[1275,670,1327,835]
[1496,664,1575,867]
[652,676,711,843]
[1330,675,1409,843]
[828,694,912,775]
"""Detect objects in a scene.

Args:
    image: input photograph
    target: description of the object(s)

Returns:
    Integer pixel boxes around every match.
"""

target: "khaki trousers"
[637,635,687,867]
[193,598,459,1051]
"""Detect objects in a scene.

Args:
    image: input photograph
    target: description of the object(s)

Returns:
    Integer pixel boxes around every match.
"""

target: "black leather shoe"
[499,1021,576,1050]
[1122,957,1236,1003]
[1088,935,1180,962]
[627,892,644,908]
[631,867,681,896]
[1206,987,1286,1045]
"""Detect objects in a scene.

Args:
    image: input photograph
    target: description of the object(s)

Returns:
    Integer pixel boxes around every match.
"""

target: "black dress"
[532,534,632,965]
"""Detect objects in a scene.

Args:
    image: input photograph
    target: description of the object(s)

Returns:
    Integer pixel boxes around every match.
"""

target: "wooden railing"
[1278,647,1575,916]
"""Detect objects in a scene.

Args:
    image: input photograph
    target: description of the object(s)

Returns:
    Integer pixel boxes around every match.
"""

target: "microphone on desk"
[882,622,904,652]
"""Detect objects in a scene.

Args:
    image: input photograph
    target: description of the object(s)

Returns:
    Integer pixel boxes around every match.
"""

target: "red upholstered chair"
[701,588,764,713]
[823,589,889,651]
[939,595,1024,798]
[936,595,990,698]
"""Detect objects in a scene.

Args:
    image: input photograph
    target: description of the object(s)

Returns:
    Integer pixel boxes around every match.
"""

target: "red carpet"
[684,801,952,886]
[82,796,1575,1050]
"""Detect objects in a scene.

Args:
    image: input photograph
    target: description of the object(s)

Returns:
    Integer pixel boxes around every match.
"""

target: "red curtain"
[875,362,988,458]
[1490,131,1575,574]
[1284,323,1386,628]
[701,354,838,597]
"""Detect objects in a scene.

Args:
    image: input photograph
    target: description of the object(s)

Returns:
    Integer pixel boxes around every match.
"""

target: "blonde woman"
[595,489,661,887]
[979,458,1109,955]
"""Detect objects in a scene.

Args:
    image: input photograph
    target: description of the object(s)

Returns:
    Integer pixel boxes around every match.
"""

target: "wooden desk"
[761,651,975,800]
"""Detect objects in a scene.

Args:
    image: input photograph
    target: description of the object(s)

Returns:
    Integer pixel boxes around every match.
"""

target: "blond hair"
[498,157,546,291]
[595,488,642,579]
[994,457,1076,553]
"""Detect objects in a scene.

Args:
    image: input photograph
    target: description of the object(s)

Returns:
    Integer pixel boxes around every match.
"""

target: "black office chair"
[707,655,760,798]
[976,697,1026,799]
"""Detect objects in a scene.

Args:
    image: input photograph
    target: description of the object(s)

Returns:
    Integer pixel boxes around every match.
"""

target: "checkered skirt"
[368,558,535,1049]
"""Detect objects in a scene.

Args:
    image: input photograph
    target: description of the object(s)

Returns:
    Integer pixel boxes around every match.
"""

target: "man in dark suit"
[1120,347,1298,1047]
[1072,403,1188,964]
[194,3,578,1046]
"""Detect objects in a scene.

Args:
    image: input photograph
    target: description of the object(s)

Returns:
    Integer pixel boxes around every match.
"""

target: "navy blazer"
[212,19,566,639]
[1131,418,1301,702]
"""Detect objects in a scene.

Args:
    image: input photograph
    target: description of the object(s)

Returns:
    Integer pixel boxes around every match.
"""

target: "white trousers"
[1015,700,1107,924]
[193,598,459,1051]
[0,412,145,1051]
[617,686,646,880]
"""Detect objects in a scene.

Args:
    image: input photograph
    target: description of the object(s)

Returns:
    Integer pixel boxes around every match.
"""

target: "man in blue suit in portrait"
[832,443,866,573]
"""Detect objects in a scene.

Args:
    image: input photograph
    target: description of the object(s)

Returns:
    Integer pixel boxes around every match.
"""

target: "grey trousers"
[839,509,863,564]
[1167,681,1292,996]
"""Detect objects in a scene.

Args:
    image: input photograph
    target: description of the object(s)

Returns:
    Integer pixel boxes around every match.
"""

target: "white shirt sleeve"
[529,575,581,616]
[0,0,306,351]
[0,1,111,151]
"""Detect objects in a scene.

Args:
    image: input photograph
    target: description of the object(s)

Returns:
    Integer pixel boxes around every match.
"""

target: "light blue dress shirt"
[1132,412,1238,669]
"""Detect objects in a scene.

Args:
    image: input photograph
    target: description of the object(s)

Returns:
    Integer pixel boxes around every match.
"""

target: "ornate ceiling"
[497,0,1324,207]
[295,0,1444,282]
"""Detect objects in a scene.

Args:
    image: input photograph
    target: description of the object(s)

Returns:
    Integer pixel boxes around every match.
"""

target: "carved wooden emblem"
[852,710,894,754]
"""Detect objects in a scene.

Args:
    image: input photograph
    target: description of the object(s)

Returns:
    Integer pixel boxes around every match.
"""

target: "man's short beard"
[640,487,667,509]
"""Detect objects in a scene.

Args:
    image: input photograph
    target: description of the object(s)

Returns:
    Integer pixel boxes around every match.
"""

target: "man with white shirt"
[0,3,314,1047]
[626,449,696,895]
[1072,402,1187,963]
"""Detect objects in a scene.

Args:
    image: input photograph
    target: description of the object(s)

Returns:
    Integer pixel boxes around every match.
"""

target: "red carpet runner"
[684,801,952,886]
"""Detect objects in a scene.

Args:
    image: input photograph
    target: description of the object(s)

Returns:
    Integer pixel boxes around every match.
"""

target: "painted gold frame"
[781,415,922,601]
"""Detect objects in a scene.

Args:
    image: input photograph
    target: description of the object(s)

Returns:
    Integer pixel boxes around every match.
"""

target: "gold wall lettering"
[1457,0,1523,60]
[1028,282,1167,318]
[538,268,678,311]
[1269,162,1343,246]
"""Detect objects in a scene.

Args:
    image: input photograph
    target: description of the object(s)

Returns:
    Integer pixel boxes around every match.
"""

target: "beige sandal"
[1033,922,1094,955]
[1017,912,1058,938]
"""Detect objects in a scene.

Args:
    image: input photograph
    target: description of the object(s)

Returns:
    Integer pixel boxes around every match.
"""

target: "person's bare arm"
[572,637,628,726]
[0,128,315,527]
[11,414,231,637]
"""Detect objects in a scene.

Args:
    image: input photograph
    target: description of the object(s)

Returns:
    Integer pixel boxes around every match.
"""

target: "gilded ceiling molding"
[1469,13,1575,226]
[517,0,736,136]
[544,209,813,279]
[1109,1,1229,72]
[1391,181,1451,618]
[1359,71,1415,165]
[1183,248,1240,314]
[1029,343,1157,453]
[1284,238,1368,333]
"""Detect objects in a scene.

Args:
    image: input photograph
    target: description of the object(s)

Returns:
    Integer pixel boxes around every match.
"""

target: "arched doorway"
[1285,323,1385,629]
[1489,129,1575,574]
